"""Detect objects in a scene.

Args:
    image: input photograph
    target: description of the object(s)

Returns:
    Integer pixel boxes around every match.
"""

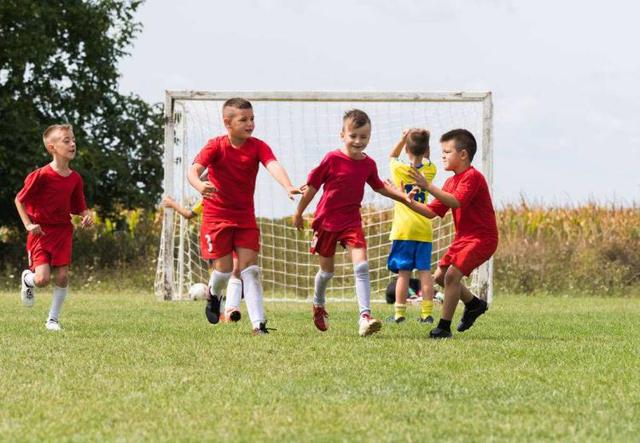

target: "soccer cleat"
[385,315,405,324]
[359,315,382,337]
[205,294,222,324]
[45,318,62,331]
[428,327,452,339]
[312,305,329,331]
[223,308,242,323]
[252,322,275,336]
[21,270,35,307]
[418,315,434,324]
[457,299,488,332]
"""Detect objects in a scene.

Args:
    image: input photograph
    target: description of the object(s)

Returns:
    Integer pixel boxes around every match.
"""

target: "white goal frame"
[157,90,494,303]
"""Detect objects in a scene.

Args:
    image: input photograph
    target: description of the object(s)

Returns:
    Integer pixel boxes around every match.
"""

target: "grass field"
[1,290,639,442]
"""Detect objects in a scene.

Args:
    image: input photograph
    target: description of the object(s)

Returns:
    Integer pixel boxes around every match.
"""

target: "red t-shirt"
[427,166,498,242]
[16,164,87,226]
[193,135,277,228]
[307,149,385,231]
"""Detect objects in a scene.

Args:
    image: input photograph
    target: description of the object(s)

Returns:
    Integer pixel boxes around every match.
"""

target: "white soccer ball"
[188,283,208,301]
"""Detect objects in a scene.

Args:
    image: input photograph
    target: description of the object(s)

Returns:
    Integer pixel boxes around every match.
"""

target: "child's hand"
[409,168,428,190]
[197,181,217,198]
[26,223,44,236]
[80,212,94,228]
[161,196,177,208]
[292,212,304,230]
[286,185,305,200]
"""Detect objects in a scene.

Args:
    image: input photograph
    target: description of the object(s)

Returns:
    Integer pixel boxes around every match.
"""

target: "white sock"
[209,270,231,298]
[241,265,265,328]
[225,277,242,312]
[23,270,36,288]
[48,286,67,321]
[354,261,371,316]
[313,270,334,306]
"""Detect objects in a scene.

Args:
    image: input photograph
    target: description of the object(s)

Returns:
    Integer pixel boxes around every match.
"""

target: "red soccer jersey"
[427,166,498,242]
[193,135,277,228]
[307,149,385,231]
[16,164,87,226]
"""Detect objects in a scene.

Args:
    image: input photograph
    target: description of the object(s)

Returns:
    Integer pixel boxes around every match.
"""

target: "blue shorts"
[387,240,433,273]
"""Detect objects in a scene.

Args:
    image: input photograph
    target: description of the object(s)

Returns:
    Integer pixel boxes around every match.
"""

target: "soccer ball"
[188,283,208,301]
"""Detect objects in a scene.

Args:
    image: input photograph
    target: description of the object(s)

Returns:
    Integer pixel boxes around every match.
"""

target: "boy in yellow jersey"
[161,196,243,322]
[386,129,437,324]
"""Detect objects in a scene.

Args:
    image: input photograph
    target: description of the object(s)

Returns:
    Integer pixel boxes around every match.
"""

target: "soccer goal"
[155,91,494,303]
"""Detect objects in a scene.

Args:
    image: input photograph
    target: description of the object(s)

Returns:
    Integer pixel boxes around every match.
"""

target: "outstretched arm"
[266,161,304,199]
[292,185,319,230]
[410,169,459,208]
[187,163,217,198]
[379,180,438,219]
[162,196,197,219]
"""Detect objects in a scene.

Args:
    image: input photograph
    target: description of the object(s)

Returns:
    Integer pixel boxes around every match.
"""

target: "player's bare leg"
[387,270,410,323]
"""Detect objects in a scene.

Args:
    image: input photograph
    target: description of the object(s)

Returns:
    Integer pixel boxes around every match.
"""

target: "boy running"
[162,195,243,322]
[188,98,302,335]
[293,109,413,337]
[15,124,93,331]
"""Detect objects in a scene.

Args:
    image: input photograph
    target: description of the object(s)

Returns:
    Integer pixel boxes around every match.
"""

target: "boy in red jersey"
[293,109,413,337]
[14,124,93,331]
[405,129,498,339]
[188,98,302,335]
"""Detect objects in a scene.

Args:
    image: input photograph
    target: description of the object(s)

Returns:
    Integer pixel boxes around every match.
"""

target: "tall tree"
[0,0,163,227]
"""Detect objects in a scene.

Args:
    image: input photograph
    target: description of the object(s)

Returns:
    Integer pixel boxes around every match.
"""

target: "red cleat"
[313,305,329,331]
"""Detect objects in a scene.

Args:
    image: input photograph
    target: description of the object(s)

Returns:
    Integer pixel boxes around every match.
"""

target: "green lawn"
[1,290,639,442]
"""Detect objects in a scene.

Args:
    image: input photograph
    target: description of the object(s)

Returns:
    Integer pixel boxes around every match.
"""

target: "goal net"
[155,91,494,303]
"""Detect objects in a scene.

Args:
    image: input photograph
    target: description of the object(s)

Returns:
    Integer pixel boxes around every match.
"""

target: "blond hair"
[43,124,73,147]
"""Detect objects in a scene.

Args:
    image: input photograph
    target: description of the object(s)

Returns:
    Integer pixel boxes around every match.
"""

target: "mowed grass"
[1,290,639,442]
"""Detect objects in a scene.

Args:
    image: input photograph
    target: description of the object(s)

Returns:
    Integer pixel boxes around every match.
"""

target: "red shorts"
[200,222,260,260]
[439,237,498,277]
[310,226,366,257]
[26,224,74,271]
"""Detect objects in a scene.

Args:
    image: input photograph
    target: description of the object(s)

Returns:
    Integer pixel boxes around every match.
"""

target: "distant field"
[1,291,638,442]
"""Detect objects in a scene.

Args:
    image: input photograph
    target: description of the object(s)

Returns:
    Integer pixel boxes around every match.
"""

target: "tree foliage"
[0,0,163,227]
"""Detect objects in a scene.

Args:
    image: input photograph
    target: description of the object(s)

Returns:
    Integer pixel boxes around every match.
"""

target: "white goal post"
[155,91,494,303]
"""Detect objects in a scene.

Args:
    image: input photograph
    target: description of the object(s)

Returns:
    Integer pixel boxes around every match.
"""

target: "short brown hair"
[223,97,252,111]
[43,124,73,146]
[406,129,430,156]
[440,128,477,161]
[343,109,371,129]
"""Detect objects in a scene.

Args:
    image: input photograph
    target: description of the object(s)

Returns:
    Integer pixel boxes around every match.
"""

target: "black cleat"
[228,310,241,323]
[385,315,406,324]
[205,295,221,324]
[457,299,488,332]
[252,322,276,336]
[428,327,452,339]
[418,315,434,324]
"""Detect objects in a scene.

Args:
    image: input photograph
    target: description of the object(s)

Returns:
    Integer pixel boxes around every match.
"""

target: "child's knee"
[54,270,69,287]
[444,267,462,286]
[34,274,50,287]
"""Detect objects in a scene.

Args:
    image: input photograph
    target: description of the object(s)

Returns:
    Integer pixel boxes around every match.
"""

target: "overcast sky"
[119,0,639,206]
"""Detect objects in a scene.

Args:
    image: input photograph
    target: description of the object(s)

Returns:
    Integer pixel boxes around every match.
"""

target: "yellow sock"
[394,303,406,320]
[421,299,433,319]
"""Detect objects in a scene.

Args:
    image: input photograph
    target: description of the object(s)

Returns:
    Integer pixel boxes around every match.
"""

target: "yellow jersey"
[389,158,437,242]
[191,200,203,217]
